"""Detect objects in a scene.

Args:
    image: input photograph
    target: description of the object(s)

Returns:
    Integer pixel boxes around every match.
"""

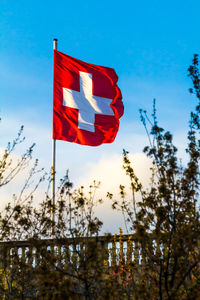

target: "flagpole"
[51,38,57,237]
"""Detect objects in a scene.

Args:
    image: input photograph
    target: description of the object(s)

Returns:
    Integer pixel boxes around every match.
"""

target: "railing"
[0,234,142,268]
[0,235,196,298]
[0,235,151,298]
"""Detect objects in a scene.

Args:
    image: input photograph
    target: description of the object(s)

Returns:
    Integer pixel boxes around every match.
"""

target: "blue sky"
[0,0,200,231]
[1,0,198,126]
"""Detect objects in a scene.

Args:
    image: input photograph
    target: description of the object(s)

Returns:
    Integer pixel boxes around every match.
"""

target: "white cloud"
[79,152,152,233]
[1,112,190,234]
[79,153,152,195]
[0,134,153,234]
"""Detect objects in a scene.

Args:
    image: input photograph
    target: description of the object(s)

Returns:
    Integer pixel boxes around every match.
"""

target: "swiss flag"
[53,50,124,146]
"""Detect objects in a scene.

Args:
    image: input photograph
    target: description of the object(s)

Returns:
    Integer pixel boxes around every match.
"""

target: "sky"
[0,0,200,232]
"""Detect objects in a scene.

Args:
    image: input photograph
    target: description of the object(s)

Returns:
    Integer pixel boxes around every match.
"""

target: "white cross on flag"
[53,50,124,146]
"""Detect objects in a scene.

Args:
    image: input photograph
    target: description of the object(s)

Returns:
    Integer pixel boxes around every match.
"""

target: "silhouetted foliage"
[108,55,200,299]
[1,55,200,299]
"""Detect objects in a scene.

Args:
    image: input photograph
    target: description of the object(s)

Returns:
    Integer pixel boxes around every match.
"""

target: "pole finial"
[53,39,58,50]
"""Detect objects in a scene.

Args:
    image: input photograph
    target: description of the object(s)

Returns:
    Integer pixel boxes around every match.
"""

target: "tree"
[0,158,107,299]
[0,125,34,189]
[109,55,200,299]
[0,125,46,241]
[1,55,200,299]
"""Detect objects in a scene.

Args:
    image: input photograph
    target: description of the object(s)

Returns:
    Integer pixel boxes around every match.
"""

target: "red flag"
[53,50,124,146]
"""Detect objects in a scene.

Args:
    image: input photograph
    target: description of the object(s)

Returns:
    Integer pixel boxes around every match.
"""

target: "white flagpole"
[51,38,57,237]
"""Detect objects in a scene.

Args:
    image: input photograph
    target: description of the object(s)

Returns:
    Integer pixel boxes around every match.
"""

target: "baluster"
[79,241,85,270]
[28,246,33,266]
[62,244,70,270]
[0,245,5,269]
[4,246,10,269]
[119,236,124,265]
[50,243,55,255]
[72,243,78,269]
[0,245,9,296]
[35,246,40,267]
[101,240,109,269]
[33,247,37,268]
[147,238,154,264]
[127,237,133,265]
[12,247,18,267]
[141,243,147,265]
[57,244,62,268]
[111,239,117,267]
[134,241,140,265]
[21,247,26,265]
[156,242,161,260]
